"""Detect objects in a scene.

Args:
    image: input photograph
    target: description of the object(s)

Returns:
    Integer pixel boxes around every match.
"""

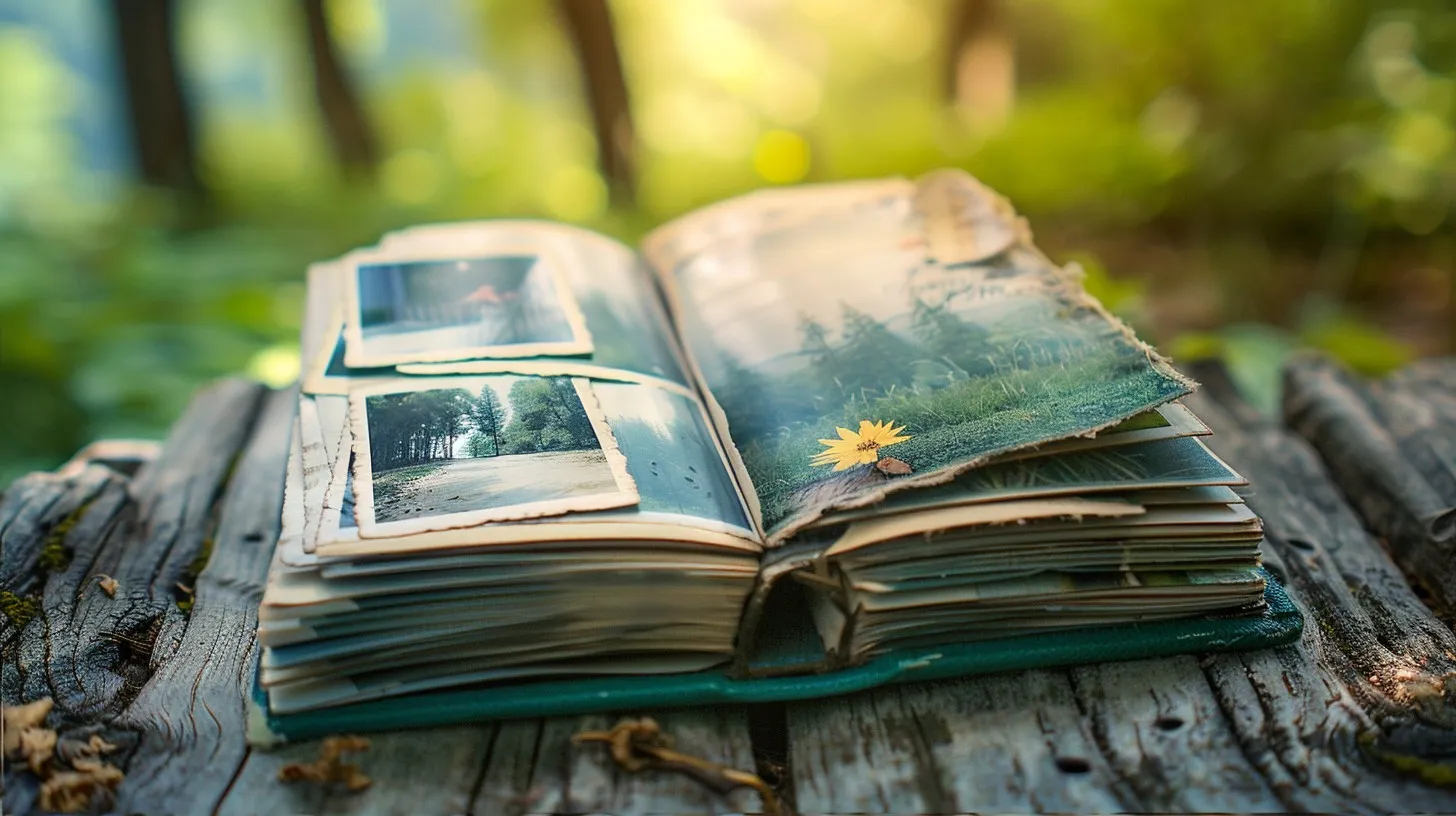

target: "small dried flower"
[811,420,911,471]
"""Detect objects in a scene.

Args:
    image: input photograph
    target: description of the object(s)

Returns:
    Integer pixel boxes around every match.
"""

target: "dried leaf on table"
[278,735,373,793]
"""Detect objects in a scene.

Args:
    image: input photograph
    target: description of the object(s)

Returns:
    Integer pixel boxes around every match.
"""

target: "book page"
[305,221,695,394]
[296,220,760,552]
[644,170,1194,544]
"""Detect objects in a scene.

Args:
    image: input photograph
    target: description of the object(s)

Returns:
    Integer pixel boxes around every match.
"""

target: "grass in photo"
[346,253,592,366]
[671,190,1190,536]
[352,375,636,534]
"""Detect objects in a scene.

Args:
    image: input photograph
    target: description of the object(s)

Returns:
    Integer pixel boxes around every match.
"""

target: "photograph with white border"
[343,246,593,367]
[349,375,637,537]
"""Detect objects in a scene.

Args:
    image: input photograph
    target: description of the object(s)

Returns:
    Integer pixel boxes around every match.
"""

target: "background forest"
[720,295,1183,528]
[2,0,1455,486]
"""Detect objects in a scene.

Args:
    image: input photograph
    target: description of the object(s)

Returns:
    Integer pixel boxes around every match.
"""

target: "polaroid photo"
[342,245,594,368]
[348,375,638,537]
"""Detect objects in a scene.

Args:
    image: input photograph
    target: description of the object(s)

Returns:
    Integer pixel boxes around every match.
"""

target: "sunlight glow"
[247,343,301,387]
[325,0,385,59]
[752,129,810,184]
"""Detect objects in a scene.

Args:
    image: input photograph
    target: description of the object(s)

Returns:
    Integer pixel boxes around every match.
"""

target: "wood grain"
[3,379,266,814]
[783,367,1456,814]
[6,362,1456,814]
[2,381,762,816]
[1284,356,1456,618]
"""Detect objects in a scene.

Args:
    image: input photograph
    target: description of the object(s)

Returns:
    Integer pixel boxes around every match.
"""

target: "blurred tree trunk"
[301,0,379,179]
[945,0,1015,133]
[554,0,635,206]
[109,0,205,200]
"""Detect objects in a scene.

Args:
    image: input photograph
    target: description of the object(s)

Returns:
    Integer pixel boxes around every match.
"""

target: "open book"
[251,171,1301,741]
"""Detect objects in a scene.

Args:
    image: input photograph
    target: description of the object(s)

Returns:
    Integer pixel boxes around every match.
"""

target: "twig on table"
[573,717,781,815]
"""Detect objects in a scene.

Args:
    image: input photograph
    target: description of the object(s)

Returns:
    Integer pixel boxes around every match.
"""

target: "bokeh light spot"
[753,130,810,184]
[325,0,385,59]
[247,343,301,388]
[1140,88,1200,153]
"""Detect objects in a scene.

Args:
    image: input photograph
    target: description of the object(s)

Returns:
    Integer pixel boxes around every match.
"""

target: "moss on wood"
[1,590,40,628]
[186,537,214,584]
[1360,731,1456,787]
[39,497,96,573]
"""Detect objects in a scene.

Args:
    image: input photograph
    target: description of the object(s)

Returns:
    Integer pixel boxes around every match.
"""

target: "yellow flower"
[811,420,911,471]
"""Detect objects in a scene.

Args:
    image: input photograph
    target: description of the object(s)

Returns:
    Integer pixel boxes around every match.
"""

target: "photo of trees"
[709,289,1187,532]
[360,375,620,524]
[669,193,1190,536]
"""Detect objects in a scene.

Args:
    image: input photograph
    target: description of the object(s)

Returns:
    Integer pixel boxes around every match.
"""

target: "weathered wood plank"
[5,377,762,815]
[1188,377,1456,812]
[0,464,122,602]
[1379,360,1456,504]
[788,656,1290,813]
[477,710,758,814]
[789,670,1148,813]
[1284,356,1456,619]
[220,727,494,816]
[785,365,1456,814]
[224,710,758,815]
[10,362,1456,814]
[3,379,268,814]
[1066,657,1284,811]
[114,384,293,814]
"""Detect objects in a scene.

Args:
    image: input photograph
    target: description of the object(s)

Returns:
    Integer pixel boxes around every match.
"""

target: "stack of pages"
[252,170,1301,740]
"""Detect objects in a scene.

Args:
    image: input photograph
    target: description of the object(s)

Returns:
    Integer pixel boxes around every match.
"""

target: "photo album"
[250,170,1302,742]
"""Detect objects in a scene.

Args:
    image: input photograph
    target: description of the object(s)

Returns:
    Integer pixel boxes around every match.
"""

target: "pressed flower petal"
[813,419,910,469]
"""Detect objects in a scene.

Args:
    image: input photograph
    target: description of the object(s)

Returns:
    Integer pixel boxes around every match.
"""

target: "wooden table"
[4,357,1455,815]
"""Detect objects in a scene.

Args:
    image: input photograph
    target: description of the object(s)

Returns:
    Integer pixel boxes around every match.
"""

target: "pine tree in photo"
[501,378,598,454]
[836,304,918,398]
[800,314,847,398]
[471,384,505,456]
[911,298,996,378]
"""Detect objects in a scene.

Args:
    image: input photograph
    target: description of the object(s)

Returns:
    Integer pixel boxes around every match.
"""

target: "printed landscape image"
[361,376,619,524]
[674,192,1189,534]
[546,230,691,386]
[593,382,751,531]
[354,255,581,362]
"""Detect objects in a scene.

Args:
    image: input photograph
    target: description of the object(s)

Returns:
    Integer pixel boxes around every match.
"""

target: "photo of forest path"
[354,255,580,361]
[362,376,619,524]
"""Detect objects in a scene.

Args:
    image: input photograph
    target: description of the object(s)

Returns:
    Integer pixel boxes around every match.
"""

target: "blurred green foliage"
[1,0,1454,486]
